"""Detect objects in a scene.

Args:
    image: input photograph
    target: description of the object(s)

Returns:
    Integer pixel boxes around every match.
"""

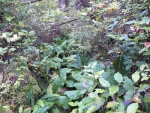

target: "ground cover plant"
[0,0,150,113]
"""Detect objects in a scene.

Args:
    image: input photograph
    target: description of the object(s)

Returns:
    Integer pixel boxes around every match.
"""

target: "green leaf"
[65,90,86,100]
[114,72,123,83]
[144,96,150,103]
[57,96,69,109]
[142,26,150,31]
[109,86,119,95]
[132,71,140,83]
[71,71,83,81]
[81,93,105,112]
[36,100,44,107]
[24,108,31,113]
[9,48,16,52]
[52,107,60,113]
[123,76,134,90]
[69,101,79,106]
[65,80,75,88]
[18,21,24,27]
[42,94,69,109]
[118,102,125,112]
[99,78,110,87]
[124,89,135,100]
[106,101,119,108]
[86,106,96,113]
[52,57,63,62]
[19,106,23,113]
[60,68,72,74]
[52,77,64,93]
[127,103,138,113]
[95,89,105,94]
[139,84,150,91]
[35,105,49,113]
[71,108,78,113]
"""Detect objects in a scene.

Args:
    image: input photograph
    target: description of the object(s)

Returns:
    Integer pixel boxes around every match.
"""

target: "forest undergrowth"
[0,0,150,113]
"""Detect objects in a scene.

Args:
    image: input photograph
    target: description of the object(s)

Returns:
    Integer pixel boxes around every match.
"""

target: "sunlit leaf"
[99,78,110,87]
[132,71,140,83]
[127,103,138,113]
[109,86,119,95]
[114,72,123,83]
[106,101,119,108]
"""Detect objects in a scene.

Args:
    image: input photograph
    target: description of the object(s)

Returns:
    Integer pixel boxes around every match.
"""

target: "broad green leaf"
[99,78,110,87]
[71,108,78,113]
[81,94,105,112]
[63,55,76,61]
[69,101,79,106]
[24,108,31,113]
[36,100,44,107]
[123,76,134,90]
[0,47,7,55]
[52,77,64,93]
[34,105,49,113]
[60,68,72,74]
[109,86,119,95]
[127,103,138,113]
[42,94,69,109]
[139,84,150,91]
[124,89,135,100]
[18,31,26,36]
[33,105,38,113]
[57,96,69,109]
[65,80,75,88]
[141,73,149,81]
[74,78,94,90]
[118,102,125,112]
[52,107,60,113]
[106,101,119,108]
[144,96,150,103]
[18,21,24,27]
[94,70,104,79]
[71,71,83,81]
[95,89,105,94]
[114,72,123,83]
[65,90,86,100]
[9,48,16,52]
[143,51,150,55]
[142,26,150,30]
[132,71,140,83]
[86,106,96,113]
[88,85,96,92]
[140,64,148,71]
[19,106,23,113]
[88,92,98,98]
[52,57,63,62]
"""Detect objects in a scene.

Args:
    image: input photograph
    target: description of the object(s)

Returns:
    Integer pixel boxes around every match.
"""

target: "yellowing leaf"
[131,95,142,103]
[106,101,119,108]
[95,89,105,94]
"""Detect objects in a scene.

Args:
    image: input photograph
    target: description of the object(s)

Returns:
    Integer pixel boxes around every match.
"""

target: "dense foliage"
[0,0,150,113]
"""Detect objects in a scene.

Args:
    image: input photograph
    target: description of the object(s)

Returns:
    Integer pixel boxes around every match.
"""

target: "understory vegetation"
[0,0,150,113]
